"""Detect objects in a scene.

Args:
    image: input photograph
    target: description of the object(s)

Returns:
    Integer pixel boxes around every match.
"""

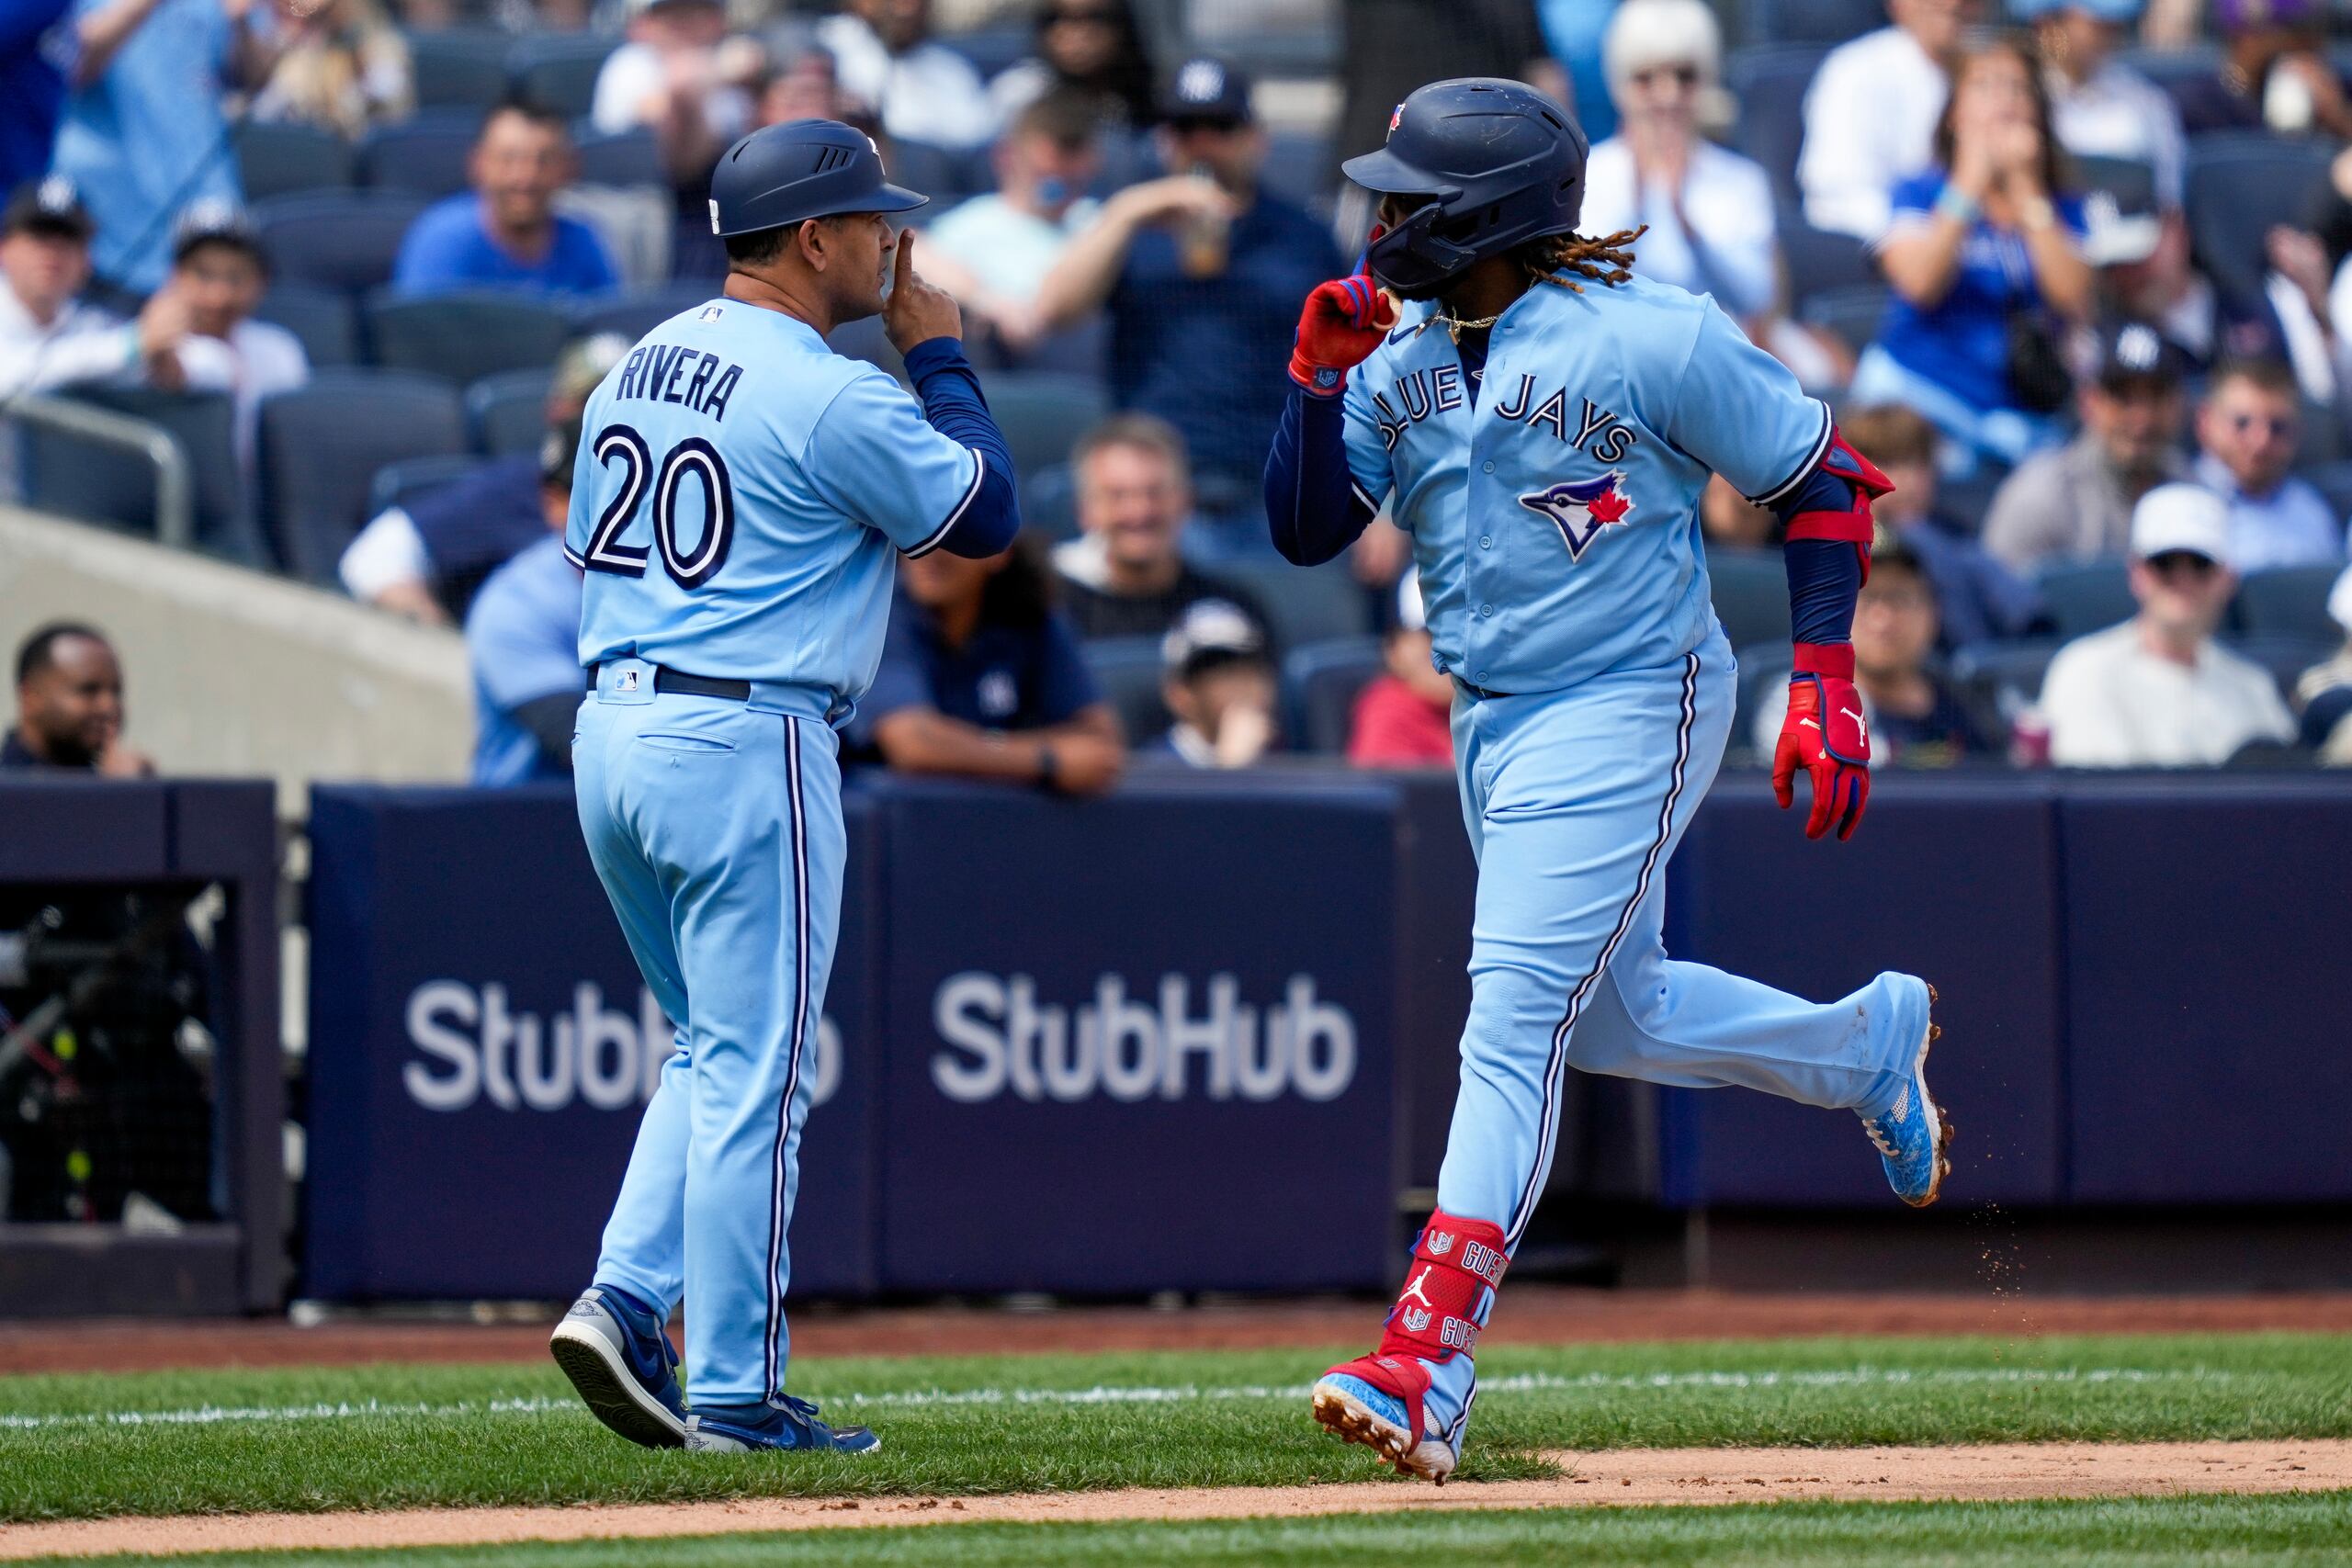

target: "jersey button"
[1479,604,1494,617]
[1481,461,1496,474]
[1479,536,1492,549]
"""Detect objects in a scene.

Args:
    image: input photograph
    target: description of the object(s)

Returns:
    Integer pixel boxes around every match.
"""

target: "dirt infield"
[10,1290,2352,1375]
[6,1440,2346,1559]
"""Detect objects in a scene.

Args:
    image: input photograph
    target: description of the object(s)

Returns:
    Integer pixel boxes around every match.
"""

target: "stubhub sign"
[306,778,1408,1302]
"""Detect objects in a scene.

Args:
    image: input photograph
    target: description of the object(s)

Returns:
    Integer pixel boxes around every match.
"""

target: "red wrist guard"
[1783,431,1892,583]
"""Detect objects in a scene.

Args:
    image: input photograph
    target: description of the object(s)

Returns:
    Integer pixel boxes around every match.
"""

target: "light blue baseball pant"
[1423,628,1930,1446]
[571,659,843,1405]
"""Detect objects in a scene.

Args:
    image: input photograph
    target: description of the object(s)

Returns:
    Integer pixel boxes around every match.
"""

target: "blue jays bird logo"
[1519,473,1635,560]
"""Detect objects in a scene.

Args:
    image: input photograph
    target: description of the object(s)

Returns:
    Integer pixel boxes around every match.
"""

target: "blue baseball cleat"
[1311,1355,1456,1483]
[1861,986,1951,1207]
[548,1285,687,1449]
[683,1395,882,1454]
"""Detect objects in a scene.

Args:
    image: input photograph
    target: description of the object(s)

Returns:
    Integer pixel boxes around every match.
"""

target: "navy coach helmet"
[1341,79,1589,299]
[707,119,927,238]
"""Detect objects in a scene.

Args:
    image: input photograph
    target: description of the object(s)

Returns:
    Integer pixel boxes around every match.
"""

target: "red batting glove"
[1773,644,1872,841]
[1290,250,1398,397]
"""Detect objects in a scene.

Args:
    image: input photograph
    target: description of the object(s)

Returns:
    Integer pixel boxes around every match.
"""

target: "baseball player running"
[1266,79,1951,1483]
[548,120,1017,1453]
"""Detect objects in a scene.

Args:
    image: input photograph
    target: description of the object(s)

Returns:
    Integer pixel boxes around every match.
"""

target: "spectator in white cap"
[1148,598,1278,769]
[1349,576,1455,767]
[1798,0,1973,243]
[2292,563,2352,762]
[817,0,999,151]
[2018,0,2186,210]
[2038,482,2296,766]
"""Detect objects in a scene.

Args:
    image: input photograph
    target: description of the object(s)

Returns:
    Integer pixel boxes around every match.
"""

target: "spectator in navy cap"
[1147,598,1278,769]
[2019,0,2185,210]
[854,536,1125,794]
[2174,0,2352,138]
[164,201,309,477]
[392,99,620,299]
[1984,319,2192,571]
[0,176,191,399]
[1034,55,1342,536]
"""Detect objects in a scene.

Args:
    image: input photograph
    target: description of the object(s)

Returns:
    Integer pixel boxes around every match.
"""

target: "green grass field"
[24,1495,2352,1568]
[6,1332,2348,1564]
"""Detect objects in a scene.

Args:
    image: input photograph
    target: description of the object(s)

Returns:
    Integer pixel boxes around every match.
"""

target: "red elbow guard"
[1782,431,1890,581]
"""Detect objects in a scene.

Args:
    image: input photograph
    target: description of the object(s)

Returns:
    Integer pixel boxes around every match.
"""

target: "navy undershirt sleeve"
[1265,387,1376,565]
[902,337,1020,558]
[1772,464,1865,649]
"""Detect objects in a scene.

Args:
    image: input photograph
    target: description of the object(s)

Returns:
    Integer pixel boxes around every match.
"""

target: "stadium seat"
[2185,132,2335,309]
[17,389,258,564]
[1728,644,1796,763]
[1283,636,1385,755]
[1799,282,1890,355]
[407,28,514,110]
[509,34,621,119]
[1706,547,1792,651]
[234,120,356,202]
[257,369,466,583]
[254,190,429,295]
[254,283,361,367]
[368,451,494,517]
[981,372,1111,480]
[569,285,718,341]
[366,290,575,389]
[2292,457,2352,531]
[2111,43,2223,112]
[885,137,982,208]
[2233,564,2346,643]
[1740,0,1886,45]
[1947,637,2062,709]
[2223,633,2337,705]
[1777,209,1875,306]
[467,367,554,457]
[1020,461,1080,541]
[1207,557,1374,651]
[1261,129,1333,209]
[2034,558,2136,639]
[1080,637,1171,743]
[358,108,481,197]
[939,23,1031,81]
[1728,44,1830,207]
[574,125,662,188]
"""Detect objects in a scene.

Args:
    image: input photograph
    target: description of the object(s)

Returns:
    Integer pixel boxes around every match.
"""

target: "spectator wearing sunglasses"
[2192,358,2346,571]
[989,0,1157,130]
[2038,483,2295,766]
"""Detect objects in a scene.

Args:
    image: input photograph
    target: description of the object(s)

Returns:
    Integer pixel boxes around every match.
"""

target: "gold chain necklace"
[1417,310,1503,344]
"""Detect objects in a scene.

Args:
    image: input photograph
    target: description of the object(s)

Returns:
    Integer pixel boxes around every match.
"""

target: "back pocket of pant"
[637,731,737,756]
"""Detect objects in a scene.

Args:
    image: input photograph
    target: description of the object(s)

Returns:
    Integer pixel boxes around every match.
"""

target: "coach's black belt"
[1453,676,1516,701]
[585,665,752,701]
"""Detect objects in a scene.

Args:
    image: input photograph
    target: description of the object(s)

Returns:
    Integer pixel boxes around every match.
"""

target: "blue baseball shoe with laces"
[684,1395,881,1454]
[549,1285,687,1449]
[1860,986,1951,1207]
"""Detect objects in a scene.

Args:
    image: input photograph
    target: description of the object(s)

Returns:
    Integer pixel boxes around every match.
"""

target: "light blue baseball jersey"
[567,300,985,702]
[1340,276,1831,694]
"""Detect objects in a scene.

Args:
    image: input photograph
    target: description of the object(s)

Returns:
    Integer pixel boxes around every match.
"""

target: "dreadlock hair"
[1510,225,1647,293]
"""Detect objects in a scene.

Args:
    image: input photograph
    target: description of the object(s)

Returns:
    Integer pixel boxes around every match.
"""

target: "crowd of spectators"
[8,0,2352,785]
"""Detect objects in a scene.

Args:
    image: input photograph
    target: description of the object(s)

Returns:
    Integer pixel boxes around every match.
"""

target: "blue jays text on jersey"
[1334,276,1831,695]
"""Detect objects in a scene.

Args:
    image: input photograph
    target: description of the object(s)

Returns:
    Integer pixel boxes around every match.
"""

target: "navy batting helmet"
[707,119,926,239]
[1341,79,1588,299]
